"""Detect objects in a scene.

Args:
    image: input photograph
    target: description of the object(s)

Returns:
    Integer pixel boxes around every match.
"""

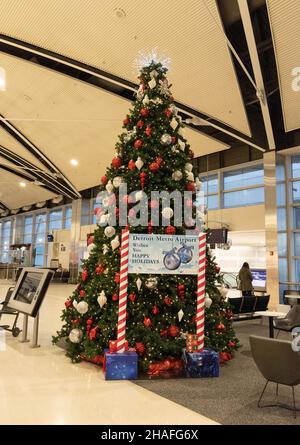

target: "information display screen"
[252,269,266,289]
[13,272,42,304]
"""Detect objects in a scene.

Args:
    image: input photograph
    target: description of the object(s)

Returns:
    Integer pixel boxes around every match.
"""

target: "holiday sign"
[128,234,199,275]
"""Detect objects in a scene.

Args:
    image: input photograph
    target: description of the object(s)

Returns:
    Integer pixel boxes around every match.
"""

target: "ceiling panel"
[267,0,300,132]
[0,0,251,136]
[0,52,231,195]
[0,127,49,172]
[0,168,55,209]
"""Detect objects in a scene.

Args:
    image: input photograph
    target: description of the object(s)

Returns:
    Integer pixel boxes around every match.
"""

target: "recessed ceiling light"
[0,67,6,91]
[70,159,79,166]
[19,182,26,187]
[114,7,126,19]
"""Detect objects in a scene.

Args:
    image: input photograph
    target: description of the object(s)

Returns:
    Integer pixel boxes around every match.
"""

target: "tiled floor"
[0,280,217,425]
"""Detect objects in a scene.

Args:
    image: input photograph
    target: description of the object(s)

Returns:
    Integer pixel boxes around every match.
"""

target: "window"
[64,206,72,229]
[49,209,63,231]
[292,155,300,179]
[277,208,287,231]
[276,183,286,206]
[294,207,300,229]
[199,174,218,210]
[224,187,264,208]
[224,165,264,190]
[23,215,33,243]
[0,220,11,263]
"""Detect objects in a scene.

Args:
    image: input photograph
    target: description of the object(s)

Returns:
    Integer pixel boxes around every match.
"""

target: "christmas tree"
[53,61,239,371]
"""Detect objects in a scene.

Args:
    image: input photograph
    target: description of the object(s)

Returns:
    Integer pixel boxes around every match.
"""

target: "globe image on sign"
[178,244,193,264]
[163,249,181,270]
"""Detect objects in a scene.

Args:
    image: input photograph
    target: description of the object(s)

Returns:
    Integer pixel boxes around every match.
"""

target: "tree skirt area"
[133,320,300,425]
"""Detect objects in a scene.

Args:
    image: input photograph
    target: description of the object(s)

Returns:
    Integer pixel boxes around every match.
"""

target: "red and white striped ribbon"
[196,232,206,352]
[116,227,130,353]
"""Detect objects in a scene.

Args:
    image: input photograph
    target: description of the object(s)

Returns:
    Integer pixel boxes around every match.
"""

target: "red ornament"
[140,108,149,117]
[136,120,144,128]
[164,297,173,306]
[160,329,168,337]
[216,323,225,331]
[228,341,236,348]
[169,325,180,337]
[128,159,136,170]
[72,319,79,325]
[151,305,159,315]
[112,156,122,169]
[165,225,176,235]
[215,266,221,274]
[89,327,97,341]
[123,117,130,126]
[143,317,152,328]
[149,162,159,173]
[136,342,145,355]
[178,284,185,293]
[219,352,231,363]
[225,310,233,320]
[140,172,147,188]
[171,136,177,144]
[95,264,105,275]
[101,175,108,185]
[150,200,159,209]
[186,182,195,192]
[79,290,86,298]
[114,273,120,284]
[112,293,119,302]
[129,292,136,302]
[165,108,172,118]
[64,300,72,309]
[189,149,194,159]
[86,318,93,326]
[145,125,151,136]
[134,139,143,149]
[81,270,88,282]
[155,156,163,166]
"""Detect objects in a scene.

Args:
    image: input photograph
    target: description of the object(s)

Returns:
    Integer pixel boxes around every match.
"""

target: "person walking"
[238,262,253,296]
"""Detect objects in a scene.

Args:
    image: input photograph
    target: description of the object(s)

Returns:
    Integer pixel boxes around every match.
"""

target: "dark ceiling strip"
[0,116,81,199]
[0,200,10,211]
[0,145,77,198]
[0,34,266,151]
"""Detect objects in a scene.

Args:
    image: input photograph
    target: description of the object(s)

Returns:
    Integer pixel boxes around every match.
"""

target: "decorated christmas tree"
[53,61,239,372]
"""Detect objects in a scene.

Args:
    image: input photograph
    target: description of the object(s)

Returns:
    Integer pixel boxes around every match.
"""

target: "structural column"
[264,150,279,308]
[69,198,82,283]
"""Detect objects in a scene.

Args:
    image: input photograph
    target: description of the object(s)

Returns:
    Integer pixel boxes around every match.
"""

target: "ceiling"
[0,0,299,212]
[267,0,300,132]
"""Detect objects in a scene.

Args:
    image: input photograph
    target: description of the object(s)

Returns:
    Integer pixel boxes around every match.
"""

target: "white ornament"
[171,147,179,153]
[178,309,184,322]
[195,178,202,190]
[97,290,107,308]
[170,104,178,115]
[106,180,114,193]
[135,157,144,170]
[186,172,194,182]
[142,94,149,105]
[172,170,183,181]
[148,78,156,89]
[104,226,116,238]
[150,69,158,78]
[185,163,193,172]
[170,117,178,131]
[205,295,212,309]
[111,235,120,250]
[220,286,229,298]
[113,176,123,188]
[160,133,172,146]
[73,300,78,309]
[136,277,142,291]
[87,243,96,253]
[76,301,89,314]
[103,244,109,254]
[99,214,109,225]
[162,207,174,219]
[69,328,83,344]
[135,190,144,201]
[178,139,185,151]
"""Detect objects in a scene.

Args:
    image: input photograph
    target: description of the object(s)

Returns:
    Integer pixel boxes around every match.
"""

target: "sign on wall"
[128,234,199,275]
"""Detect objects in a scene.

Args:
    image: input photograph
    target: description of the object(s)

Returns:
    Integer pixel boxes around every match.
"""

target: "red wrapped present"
[80,354,104,366]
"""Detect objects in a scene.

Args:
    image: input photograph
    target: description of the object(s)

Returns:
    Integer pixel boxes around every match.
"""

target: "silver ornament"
[69,328,83,344]
[105,180,114,193]
[136,277,142,291]
[162,207,173,219]
[112,176,123,188]
[76,301,89,314]
[145,277,158,289]
[111,235,120,250]
[97,290,107,308]
[205,295,212,309]
[135,157,144,170]
[185,163,193,172]
[104,226,116,238]
[172,170,183,181]
[160,133,172,146]
[87,243,96,254]
[178,309,184,322]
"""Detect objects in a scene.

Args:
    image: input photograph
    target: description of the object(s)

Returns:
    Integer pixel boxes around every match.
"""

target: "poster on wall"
[128,234,199,275]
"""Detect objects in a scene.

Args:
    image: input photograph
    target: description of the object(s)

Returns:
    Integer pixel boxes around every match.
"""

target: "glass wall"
[200,162,264,210]
[0,220,11,263]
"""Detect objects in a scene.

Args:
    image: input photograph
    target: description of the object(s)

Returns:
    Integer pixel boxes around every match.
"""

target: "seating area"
[228,295,270,320]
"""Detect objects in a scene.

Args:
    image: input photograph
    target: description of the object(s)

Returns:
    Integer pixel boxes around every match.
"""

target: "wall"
[206,204,265,231]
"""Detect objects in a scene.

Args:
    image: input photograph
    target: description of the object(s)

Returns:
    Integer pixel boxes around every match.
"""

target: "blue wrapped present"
[182,348,219,378]
[104,350,138,380]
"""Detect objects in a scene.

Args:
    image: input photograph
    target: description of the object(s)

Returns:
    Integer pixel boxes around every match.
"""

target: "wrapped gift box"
[104,350,138,380]
[183,349,219,378]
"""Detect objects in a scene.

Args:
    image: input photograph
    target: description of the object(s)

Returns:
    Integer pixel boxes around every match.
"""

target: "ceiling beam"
[237,0,276,150]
